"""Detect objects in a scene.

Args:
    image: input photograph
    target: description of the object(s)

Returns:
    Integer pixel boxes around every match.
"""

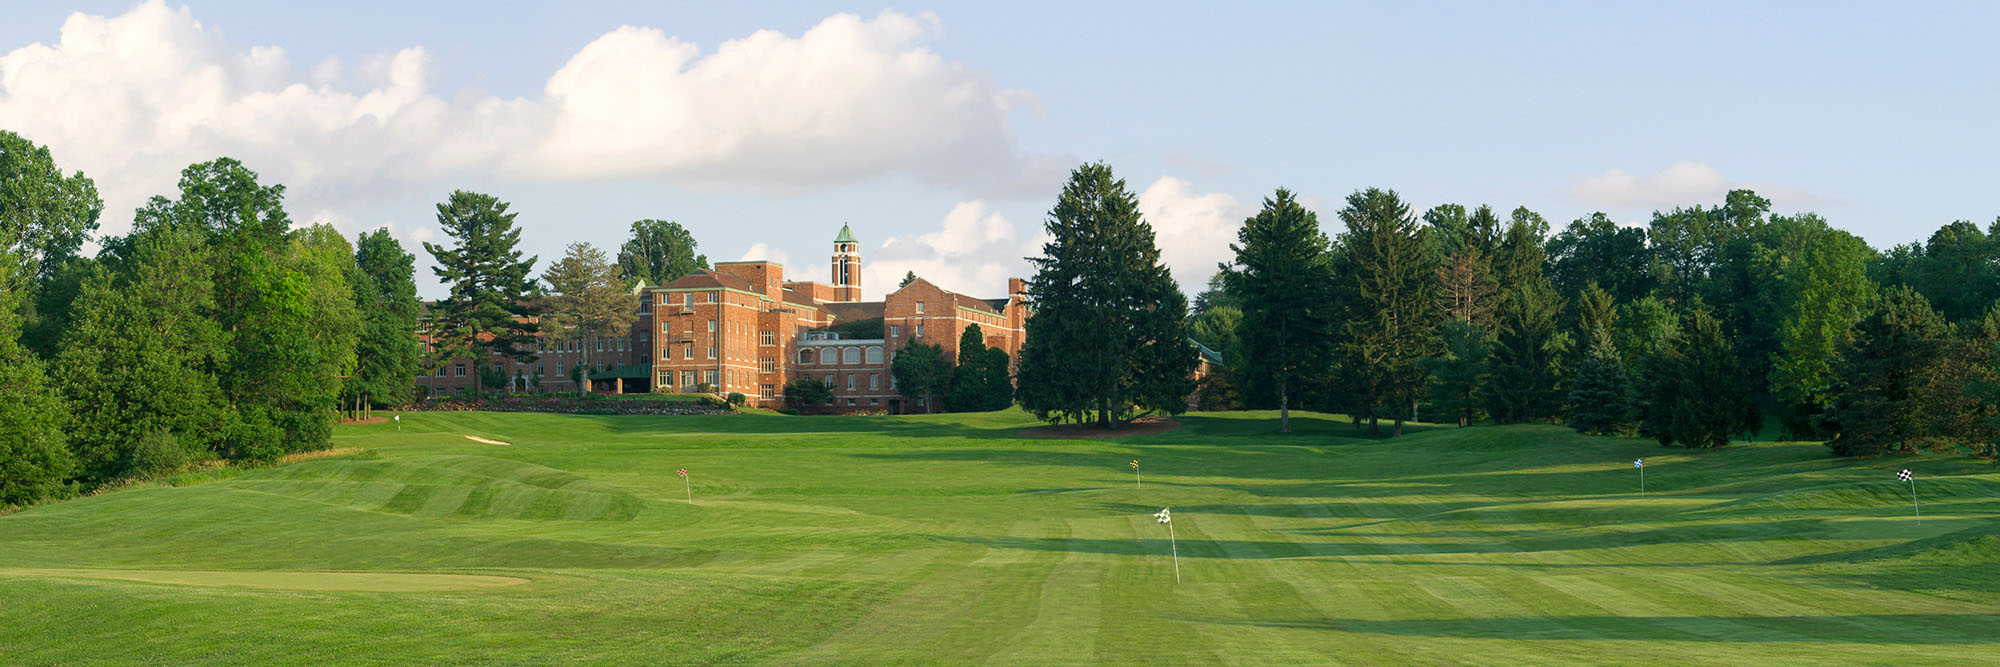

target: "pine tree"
[948,324,1014,411]
[1435,247,1497,331]
[1336,188,1437,436]
[424,190,541,398]
[1016,162,1194,427]
[1421,320,1491,426]
[616,219,706,286]
[543,242,637,394]
[1225,188,1336,432]
[893,340,950,412]
[1485,280,1567,423]
[1825,287,1954,456]
[1567,326,1634,435]
[901,271,918,288]
[1665,308,1758,448]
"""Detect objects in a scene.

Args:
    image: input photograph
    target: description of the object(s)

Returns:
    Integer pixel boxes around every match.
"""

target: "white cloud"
[865,201,1026,300]
[0,1,1054,238]
[1570,162,1830,213]
[1137,176,1251,295]
[739,242,790,266]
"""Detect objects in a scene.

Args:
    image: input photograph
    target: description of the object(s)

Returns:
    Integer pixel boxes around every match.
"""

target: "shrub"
[726,392,746,406]
[692,382,714,394]
[128,430,194,477]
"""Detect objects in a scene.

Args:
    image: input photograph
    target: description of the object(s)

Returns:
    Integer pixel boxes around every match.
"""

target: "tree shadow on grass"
[1175,613,2000,644]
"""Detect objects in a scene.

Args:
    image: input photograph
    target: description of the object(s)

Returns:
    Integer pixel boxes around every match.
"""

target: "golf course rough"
[0,408,1994,665]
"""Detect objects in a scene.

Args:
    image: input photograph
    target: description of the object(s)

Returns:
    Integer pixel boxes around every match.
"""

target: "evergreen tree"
[1825,287,1954,456]
[892,340,951,413]
[1664,307,1759,448]
[616,219,706,286]
[1336,188,1437,436]
[424,190,541,398]
[1225,188,1336,432]
[947,325,1014,411]
[900,271,918,288]
[0,257,72,506]
[1016,162,1194,427]
[785,376,834,408]
[1569,281,1616,368]
[1435,247,1497,332]
[350,229,422,411]
[1485,280,1567,423]
[1567,325,1634,435]
[543,242,637,394]
[1421,320,1491,427]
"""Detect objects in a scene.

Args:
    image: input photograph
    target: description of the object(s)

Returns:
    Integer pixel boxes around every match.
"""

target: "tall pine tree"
[1336,188,1437,436]
[1225,188,1336,432]
[350,229,422,411]
[424,190,541,398]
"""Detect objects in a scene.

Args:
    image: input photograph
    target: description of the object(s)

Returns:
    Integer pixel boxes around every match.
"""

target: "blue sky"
[4,1,1996,299]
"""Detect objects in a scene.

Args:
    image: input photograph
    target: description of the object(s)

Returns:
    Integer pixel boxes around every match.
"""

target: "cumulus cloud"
[1137,176,1251,295]
[1570,162,1830,213]
[865,201,1026,300]
[0,1,1054,237]
[739,242,791,267]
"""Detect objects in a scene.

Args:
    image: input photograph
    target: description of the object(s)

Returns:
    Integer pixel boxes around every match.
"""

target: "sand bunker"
[463,435,512,446]
[0,568,528,592]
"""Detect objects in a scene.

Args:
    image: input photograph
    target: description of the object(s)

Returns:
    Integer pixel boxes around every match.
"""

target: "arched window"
[799,349,813,364]
[865,347,883,364]
[820,348,837,365]
[843,347,861,364]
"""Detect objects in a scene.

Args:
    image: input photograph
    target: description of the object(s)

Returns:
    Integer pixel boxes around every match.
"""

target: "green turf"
[0,409,1994,665]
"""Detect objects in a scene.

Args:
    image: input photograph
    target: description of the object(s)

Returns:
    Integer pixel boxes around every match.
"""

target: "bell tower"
[833,223,861,302]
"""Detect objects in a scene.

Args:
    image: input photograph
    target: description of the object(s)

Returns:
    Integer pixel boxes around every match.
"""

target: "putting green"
[0,568,529,592]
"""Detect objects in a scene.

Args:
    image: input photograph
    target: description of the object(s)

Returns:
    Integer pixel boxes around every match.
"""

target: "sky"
[3,1,1997,300]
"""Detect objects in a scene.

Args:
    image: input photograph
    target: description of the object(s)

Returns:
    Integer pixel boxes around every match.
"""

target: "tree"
[1421,320,1491,427]
[350,229,422,412]
[1663,307,1759,448]
[1225,189,1337,432]
[283,224,363,445]
[948,325,1015,412]
[1567,325,1634,435]
[1546,213,1653,304]
[1485,280,1568,423]
[1016,162,1195,427]
[1825,287,1955,456]
[0,130,102,287]
[900,271,918,288]
[54,227,230,480]
[1766,219,1876,437]
[543,242,636,394]
[424,190,541,398]
[616,219,707,286]
[785,376,834,409]
[892,340,950,412]
[1336,188,1437,436]
[0,256,73,506]
[1435,247,1497,331]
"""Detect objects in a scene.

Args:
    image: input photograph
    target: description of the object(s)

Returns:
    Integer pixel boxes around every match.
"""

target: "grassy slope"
[0,409,1994,665]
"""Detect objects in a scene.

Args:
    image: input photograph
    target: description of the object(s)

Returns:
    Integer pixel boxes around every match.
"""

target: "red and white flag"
[678,468,688,478]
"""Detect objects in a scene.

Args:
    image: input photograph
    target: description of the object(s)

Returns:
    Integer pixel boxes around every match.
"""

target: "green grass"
[0,408,1994,665]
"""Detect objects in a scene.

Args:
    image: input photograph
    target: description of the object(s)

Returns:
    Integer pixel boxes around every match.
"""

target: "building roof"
[656,268,757,293]
[825,301,885,322]
[834,223,857,244]
[951,293,1001,315]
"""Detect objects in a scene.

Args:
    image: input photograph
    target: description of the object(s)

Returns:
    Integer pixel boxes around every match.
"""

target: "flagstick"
[1167,521,1180,584]
[1136,467,1142,489]
[1910,478,1920,525]
[685,474,693,504]
[1640,464,1645,496]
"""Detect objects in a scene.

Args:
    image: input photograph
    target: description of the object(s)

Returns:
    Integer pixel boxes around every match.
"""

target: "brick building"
[419,224,1031,413]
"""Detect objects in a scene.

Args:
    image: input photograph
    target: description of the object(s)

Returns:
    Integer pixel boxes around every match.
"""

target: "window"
[761,330,773,346]
[820,348,836,364]
[596,338,603,352]
[915,324,925,337]
[658,370,672,386]
[706,292,715,303]
[869,373,880,390]
[536,362,544,376]
[915,302,926,314]
[846,374,855,390]
[684,293,692,308]
[662,321,670,334]
[683,343,693,360]
[890,325,900,338]
[555,362,564,376]
[760,384,774,400]
[708,320,716,332]
[455,364,466,377]
[799,349,813,364]
[704,370,718,385]
[870,398,879,405]
[761,358,775,374]
[847,398,856,406]
[708,346,717,359]
[890,374,898,390]
[843,348,861,364]
[865,347,883,364]
[825,374,834,387]
[682,370,696,387]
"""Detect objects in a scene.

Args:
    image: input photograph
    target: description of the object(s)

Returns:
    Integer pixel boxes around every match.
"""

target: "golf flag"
[678,468,691,503]
[1131,460,1142,488]
[1634,458,1643,468]
[1635,458,1645,495]
[1154,508,1179,583]
[678,468,688,478]
[1898,469,1919,524]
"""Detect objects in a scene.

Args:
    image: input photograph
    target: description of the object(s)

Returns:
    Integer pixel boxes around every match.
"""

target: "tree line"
[0,132,711,507]
[1193,184,2000,460]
